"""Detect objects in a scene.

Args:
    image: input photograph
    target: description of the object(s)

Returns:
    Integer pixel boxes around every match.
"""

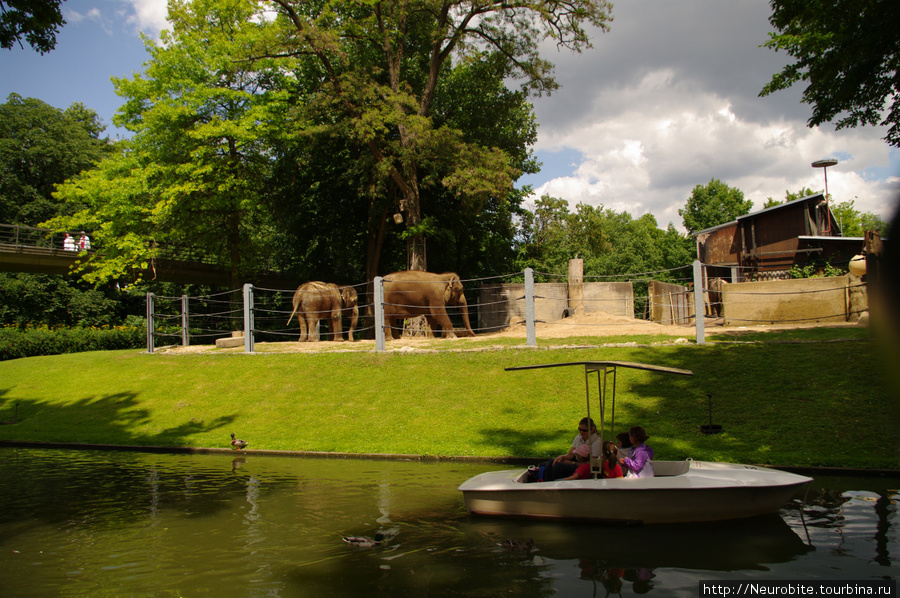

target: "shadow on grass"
[478,338,896,468]
[473,426,568,459]
[0,387,237,448]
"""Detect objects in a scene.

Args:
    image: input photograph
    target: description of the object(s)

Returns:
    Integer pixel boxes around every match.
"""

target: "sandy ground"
[154,310,861,355]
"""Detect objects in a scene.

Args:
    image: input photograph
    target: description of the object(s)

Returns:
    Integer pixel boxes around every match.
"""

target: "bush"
[0,324,146,361]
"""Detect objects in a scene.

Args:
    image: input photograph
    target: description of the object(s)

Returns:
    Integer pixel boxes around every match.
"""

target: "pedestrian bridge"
[0,223,293,287]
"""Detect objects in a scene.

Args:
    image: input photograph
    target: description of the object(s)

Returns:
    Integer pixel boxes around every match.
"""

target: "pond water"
[0,447,896,597]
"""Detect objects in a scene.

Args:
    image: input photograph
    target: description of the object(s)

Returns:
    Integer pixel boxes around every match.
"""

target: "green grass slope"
[1,336,897,469]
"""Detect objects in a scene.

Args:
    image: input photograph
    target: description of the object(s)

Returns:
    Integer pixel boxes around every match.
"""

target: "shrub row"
[0,324,146,361]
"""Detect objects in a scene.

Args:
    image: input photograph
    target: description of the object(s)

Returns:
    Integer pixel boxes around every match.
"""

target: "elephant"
[287,281,358,342]
[707,277,727,318]
[382,270,475,339]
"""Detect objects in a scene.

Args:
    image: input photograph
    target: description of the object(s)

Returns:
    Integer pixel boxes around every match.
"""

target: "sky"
[2,0,899,232]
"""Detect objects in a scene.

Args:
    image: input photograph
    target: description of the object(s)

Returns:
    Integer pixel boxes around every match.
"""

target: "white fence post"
[693,260,706,345]
[243,284,255,354]
[181,295,189,347]
[374,276,385,352]
[525,267,536,347]
[146,292,155,353]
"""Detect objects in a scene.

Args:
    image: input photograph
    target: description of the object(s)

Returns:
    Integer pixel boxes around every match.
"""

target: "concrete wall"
[721,276,854,325]
[649,280,694,325]
[478,282,634,332]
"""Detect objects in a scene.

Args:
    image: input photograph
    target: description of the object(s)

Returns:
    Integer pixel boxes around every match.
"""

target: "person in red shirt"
[601,441,623,478]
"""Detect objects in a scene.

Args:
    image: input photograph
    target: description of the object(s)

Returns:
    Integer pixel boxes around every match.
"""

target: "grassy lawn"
[1,328,897,469]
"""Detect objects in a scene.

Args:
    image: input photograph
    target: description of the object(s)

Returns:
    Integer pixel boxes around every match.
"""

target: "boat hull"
[458,460,812,524]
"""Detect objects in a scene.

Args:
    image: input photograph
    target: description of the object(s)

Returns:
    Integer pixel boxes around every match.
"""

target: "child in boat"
[601,441,623,478]
[560,444,593,480]
[619,425,655,478]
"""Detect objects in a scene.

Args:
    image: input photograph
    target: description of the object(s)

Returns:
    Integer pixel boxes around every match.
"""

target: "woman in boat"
[619,426,654,478]
[546,417,602,481]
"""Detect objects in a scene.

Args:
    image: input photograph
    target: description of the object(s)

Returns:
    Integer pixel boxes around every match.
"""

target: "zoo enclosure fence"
[145,261,868,354]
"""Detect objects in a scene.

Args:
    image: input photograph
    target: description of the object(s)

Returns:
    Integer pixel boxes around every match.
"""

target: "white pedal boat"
[458,361,812,524]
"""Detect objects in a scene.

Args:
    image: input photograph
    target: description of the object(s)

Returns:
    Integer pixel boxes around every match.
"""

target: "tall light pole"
[812,158,838,235]
[812,158,838,199]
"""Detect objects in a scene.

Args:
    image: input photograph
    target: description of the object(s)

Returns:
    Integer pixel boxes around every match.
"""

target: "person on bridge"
[79,232,91,251]
[63,233,76,251]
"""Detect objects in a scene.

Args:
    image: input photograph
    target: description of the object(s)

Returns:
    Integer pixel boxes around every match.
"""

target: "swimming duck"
[342,533,384,548]
[230,433,248,450]
[497,538,535,551]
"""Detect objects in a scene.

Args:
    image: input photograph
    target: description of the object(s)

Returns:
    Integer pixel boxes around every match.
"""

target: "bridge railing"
[0,223,84,252]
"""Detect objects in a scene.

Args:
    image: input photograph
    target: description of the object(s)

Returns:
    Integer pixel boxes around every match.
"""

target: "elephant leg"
[427,309,455,338]
[298,310,308,342]
[306,316,320,341]
[330,308,343,341]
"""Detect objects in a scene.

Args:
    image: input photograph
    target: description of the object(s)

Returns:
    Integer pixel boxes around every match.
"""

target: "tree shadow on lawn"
[0,387,237,448]
[474,426,568,459]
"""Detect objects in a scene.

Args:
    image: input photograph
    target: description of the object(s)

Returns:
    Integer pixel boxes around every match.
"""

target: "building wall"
[649,280,694,324]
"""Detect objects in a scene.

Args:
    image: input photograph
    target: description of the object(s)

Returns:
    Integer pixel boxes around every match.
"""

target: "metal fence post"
[181,295,189,347]
[693,260,706,345]
[525,267,536,347]
[374,276,385,352]
[243,283,255,354]
[146,292,155,354]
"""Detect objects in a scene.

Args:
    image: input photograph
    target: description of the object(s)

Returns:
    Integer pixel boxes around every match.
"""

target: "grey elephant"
[287,281,358,342]
[382,270,475,339]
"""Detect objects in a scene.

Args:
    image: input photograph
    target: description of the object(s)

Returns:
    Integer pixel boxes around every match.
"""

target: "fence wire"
[146,263,867,350]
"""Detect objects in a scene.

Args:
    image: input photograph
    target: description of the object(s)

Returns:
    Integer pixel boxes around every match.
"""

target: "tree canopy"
[679,178,753,234]
[261,0,612,275]
[0,93,114,225]
[0,0,64,53]
[760,0,900,148]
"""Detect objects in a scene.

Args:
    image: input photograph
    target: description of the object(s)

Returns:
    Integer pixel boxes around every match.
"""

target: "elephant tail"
[287,304,299,326]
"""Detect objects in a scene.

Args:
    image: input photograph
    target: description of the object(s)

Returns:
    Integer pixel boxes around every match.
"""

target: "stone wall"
[721,275,859,325]
[477,282,634,332]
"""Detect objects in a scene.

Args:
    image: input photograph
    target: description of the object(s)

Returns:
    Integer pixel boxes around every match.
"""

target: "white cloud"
[121,0,170,38]
[521,0,900,230]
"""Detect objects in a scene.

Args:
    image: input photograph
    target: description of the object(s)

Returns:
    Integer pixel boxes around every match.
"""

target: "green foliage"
[49,0,286,286]
[679,178,753,234]
[789,259,845,279]
[0,0,64,53]
[0,272,147,328]
[761,0,900,148]
[0,324,145,361]
[0,93,116,226]
[763,187,818,208]
[830,199,890,237]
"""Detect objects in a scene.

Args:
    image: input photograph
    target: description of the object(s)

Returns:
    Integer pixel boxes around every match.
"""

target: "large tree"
[760,0,900,148]
[0,93,114,225]
[0,0,65,53]
[679,178,753,235]
[262,0,612,277]
[50,0,283,286]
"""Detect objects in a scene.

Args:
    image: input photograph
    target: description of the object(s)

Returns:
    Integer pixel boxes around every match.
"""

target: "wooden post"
[568,258,584,316]
[525,268,536,347]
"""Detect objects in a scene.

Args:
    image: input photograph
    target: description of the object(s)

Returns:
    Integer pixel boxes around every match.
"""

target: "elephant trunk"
[456,294,475,337]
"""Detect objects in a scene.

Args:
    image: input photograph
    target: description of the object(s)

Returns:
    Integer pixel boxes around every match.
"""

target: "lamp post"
[812,158,838,199]
[812,158,838,235]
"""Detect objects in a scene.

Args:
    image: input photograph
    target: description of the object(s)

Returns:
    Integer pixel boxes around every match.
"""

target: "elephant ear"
[444,274,461,303]
[341,286,357,306]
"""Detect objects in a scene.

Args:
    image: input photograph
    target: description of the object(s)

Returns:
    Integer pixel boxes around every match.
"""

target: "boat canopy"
[505,361,694,459]
[505,361,693,376]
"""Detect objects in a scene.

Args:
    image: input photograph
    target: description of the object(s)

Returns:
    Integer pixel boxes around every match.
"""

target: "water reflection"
[0,447,895,598]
